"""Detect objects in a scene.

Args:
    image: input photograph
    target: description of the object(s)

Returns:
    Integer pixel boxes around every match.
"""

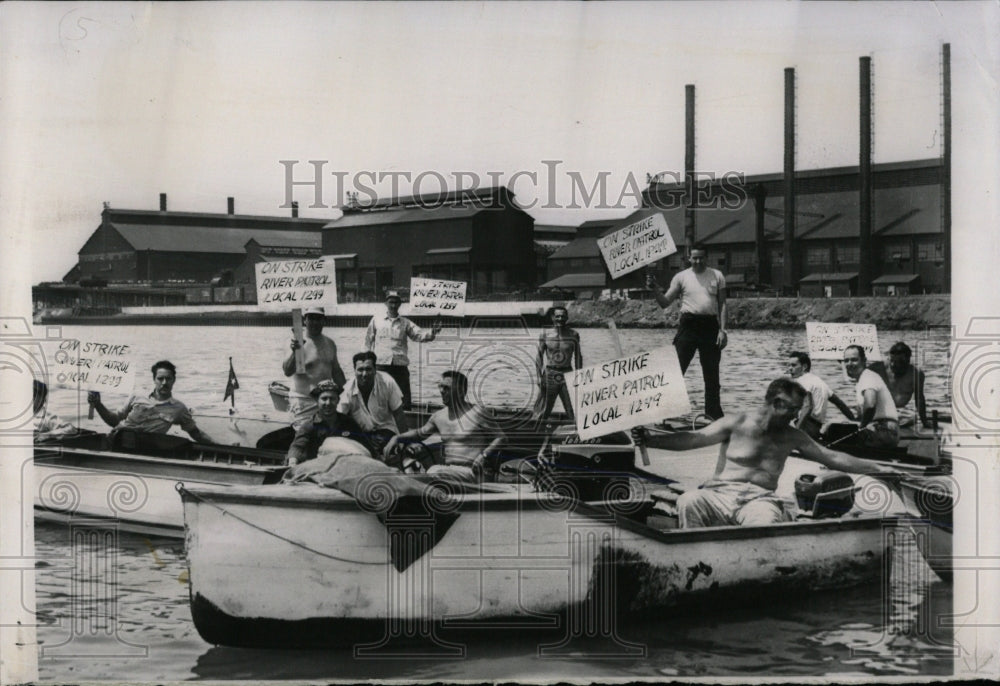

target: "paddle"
[607,319,650,467]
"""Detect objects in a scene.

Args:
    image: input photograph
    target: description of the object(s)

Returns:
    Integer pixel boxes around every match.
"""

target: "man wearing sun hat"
[364,291,442,409]
[285,379,366,466]
[282,306,347,429]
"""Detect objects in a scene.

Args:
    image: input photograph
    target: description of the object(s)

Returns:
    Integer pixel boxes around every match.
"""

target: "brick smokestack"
[291,201,299,218]
[227,197,235,215]
[159,193,167,211]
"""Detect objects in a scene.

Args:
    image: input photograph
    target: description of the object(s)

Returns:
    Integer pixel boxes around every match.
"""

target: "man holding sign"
[88,360,214,443]
[364,291,441,409]
[647,246,727,420]
[282,306,347,428]
[633,378,889,528]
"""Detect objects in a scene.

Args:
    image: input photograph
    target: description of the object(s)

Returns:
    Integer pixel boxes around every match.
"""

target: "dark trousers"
[537,368,574,420]
[674,313,723,419]
[377,364,412,410]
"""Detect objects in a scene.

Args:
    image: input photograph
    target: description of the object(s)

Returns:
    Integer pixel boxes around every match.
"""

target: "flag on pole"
[224,357,239,408]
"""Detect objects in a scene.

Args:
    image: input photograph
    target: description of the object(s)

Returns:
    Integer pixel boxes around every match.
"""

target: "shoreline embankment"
[39,295,950,330]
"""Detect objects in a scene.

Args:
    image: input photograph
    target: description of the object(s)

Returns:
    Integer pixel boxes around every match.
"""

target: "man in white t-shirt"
[337,351,408,456]
[647,246,727,419]
[784,351,854,439]
[842,345,899,448]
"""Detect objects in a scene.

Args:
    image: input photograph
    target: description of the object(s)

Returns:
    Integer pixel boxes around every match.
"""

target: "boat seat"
[109,429,193,459]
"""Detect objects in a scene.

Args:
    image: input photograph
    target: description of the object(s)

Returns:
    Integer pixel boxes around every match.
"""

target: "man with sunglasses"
[633,377,889,528]
[385,370,506,482]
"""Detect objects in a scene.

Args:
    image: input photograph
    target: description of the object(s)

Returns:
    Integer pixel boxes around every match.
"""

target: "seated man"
[32,380,77,439]
[286,380,367,467]
[784,351,853,439]
[842,344,900,448]
[870,341,929,428]
[88,360,213,443]
[385,370,506,482]
[337,351,408,456]
[633,378,889,528]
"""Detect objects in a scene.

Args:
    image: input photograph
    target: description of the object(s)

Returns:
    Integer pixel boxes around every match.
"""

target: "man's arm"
[829,393,855,421]
[329,341,347,387]
[638,415,737,451]
[364,318,376,351]
[282,334,299,377]
[406,318,438,343]
[536,333,546,379]
[177,410,214,444]
[572,330,583,369]
[286,423,313,465]
[795,433,887,475]
[716,282,728,349]
[859,388,877,427]
[87,392,126,428]
[392,406,409,433]
[795,394,813,428]
[647,274,680,309]
[385,417,436,454]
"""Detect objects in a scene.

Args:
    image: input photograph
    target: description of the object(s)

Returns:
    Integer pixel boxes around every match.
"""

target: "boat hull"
[181,482,905,649]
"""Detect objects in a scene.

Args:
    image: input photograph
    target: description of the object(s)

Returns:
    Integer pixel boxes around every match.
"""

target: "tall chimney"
[291,201,299,218]
[859,56,873,296]
[783,68,798,293]
[227,196,235,215]
[684,84,696,254]
[159,193,167,211]
[941,43,951,293]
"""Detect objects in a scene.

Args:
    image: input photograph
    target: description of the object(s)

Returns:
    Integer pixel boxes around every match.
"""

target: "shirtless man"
[871,342,928,428]
[282,306,347,429]
[536,306,583,422]
[385,370,506,482]
[633,377,888,528]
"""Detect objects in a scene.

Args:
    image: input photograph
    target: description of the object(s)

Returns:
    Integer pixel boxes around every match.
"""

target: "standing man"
[842,345,899,448]
[338,351,408,456]
[282,306,346,429]
[364,291,441,410]
[784,351,854,439]
[647,246,727,419]
[88,360,214,443]
[871,341,929,428]
[536,305,583,422]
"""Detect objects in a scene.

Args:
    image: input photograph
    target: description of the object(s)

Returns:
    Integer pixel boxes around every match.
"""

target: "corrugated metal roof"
[111,224,319,254]
[549,237,601,260]
[872,274,921,284]
[426,247,472,255]
[799,272,859,282]
[250,232,323,249]
[325,205,484,228]
[540,273,607,288]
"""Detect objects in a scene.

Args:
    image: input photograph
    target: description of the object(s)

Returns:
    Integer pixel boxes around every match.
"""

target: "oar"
[607,319,650,466]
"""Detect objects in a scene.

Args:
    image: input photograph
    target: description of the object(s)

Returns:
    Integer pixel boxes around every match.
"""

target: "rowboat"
[179,467,931,649]
[34,417,288,537]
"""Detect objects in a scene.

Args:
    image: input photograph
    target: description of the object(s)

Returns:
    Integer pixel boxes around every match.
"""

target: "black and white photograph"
[1,2,998,682]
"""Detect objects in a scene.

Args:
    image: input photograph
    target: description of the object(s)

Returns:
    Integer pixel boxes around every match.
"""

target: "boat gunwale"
[34,445,286,475]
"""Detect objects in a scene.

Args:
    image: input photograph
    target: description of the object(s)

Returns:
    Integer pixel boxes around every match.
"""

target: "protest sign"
[254,256,338,310]
[805,322,882,361]
[597,213,677,279]
[51,338,138,394]
[570,346,690,440]
[409,277,467,316]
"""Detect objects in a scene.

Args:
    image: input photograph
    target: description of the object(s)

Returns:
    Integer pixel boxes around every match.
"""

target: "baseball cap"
[303,307,326,317]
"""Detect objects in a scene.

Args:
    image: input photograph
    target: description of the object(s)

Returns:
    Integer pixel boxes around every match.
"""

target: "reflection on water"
[34,324,954,680]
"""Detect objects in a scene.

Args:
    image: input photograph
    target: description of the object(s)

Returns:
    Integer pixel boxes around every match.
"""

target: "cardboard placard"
[409,277,467,316]
[570,346,690,439]
[254,256,338,310]
[51,339,138,393]
[597,213,677,279]
[805,322,883,361]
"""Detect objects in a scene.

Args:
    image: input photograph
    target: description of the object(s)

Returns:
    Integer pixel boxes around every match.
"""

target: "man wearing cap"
[364,291,442,409]
[337,351,408,456]
[282,306,347,429]
[285,379,366,467]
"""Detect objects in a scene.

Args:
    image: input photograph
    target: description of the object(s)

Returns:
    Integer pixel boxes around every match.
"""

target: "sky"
[1,2,997,286]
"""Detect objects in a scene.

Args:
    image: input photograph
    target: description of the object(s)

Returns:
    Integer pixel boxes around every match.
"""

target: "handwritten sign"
[597,213,677,279]
[570,346,690,440]
[409,277,467,316]
[51,339,138,393]
[254,257,337,309]
[806,322,883,361]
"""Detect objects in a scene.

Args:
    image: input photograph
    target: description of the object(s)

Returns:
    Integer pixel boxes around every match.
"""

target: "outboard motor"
[794,471,856,518]
[534,425,636,501]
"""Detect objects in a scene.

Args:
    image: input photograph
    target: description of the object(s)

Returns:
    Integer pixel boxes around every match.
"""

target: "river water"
[34,323,954,680]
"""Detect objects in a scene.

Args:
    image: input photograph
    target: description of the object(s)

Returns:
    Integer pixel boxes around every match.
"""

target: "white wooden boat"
[34,422,287,537]
[179,474,929,649]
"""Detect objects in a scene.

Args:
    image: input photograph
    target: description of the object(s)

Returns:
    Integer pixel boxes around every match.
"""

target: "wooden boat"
[34,420,288,537]
[179,473,928,649]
